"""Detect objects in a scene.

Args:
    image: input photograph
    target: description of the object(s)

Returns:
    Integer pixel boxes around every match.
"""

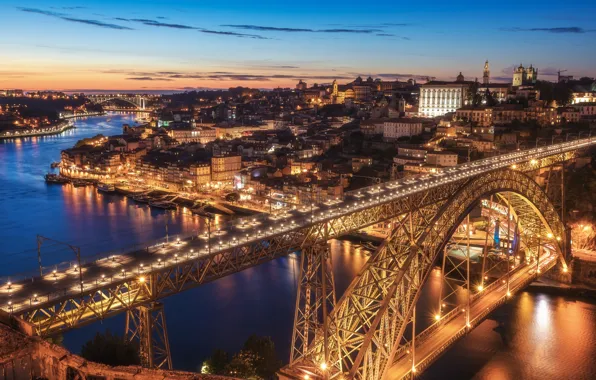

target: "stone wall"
[0,318,235,380]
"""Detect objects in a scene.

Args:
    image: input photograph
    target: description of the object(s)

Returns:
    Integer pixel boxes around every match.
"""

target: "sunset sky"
[2,0,595,92]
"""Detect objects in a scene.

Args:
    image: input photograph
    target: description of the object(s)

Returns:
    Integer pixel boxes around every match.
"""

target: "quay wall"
[0,314,235,380]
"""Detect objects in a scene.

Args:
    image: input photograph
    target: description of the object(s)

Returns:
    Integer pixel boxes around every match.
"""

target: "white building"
[419,75,471,117]
[383,119,423,141]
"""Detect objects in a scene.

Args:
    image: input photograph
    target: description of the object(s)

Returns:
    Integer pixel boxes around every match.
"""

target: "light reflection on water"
[1,114,595,378]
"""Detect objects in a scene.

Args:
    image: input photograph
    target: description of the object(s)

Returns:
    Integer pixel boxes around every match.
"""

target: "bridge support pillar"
[438,215,473,318]
[290,241,337,369]
[125,302,172,370]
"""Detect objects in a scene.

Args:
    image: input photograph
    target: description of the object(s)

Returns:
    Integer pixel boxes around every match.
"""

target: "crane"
[557,69,568,82]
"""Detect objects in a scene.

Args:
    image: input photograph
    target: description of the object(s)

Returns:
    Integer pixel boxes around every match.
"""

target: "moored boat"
[44,173,69,184]
[97,183,116,193]
[72,179,88,187]
[149,201,177,210]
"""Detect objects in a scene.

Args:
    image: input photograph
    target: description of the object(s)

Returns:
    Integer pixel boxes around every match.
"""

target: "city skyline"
[2,0,596,91]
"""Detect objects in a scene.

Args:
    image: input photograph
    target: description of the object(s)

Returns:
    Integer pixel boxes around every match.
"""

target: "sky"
[1,0,595,92]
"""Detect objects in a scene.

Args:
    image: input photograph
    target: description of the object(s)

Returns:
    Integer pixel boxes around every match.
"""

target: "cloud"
[127,77,174,81]
[130,18,197,29]
[107,69,355,82]
[18,7,133,30]
[61,17,133,30]
[222,24,382,34]
[375,33,410,40]
[199,29,269,39]
[112,18,267,38]
[491,75,513,82]
[52,6,87,10]
[501,27,594,34]
[373,73,433,80]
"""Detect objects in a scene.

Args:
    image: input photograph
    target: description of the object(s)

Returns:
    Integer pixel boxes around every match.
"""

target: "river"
[0,113,595,379]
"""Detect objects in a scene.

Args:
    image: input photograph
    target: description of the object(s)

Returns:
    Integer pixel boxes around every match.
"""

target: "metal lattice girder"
[125,301,172,369]
[287,169,567,380]
[16,147,577,337]
[290,241,337,368]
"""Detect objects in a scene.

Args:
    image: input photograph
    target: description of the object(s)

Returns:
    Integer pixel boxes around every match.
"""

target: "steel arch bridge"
[281,169,566,380]
[87,94,147,110]
[0,138,594,374]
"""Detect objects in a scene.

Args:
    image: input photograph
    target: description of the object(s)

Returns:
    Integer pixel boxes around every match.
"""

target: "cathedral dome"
[456,72,465,82]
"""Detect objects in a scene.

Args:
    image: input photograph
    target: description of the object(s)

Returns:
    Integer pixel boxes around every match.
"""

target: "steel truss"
[281,169,567,380]
[17,148,575,338]
[13,151,577,375]
[290,240,337,368]
[125,301,172,369]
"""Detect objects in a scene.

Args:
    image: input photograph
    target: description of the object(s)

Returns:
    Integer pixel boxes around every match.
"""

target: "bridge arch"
[95,97,142,109]
[302,169,566,380]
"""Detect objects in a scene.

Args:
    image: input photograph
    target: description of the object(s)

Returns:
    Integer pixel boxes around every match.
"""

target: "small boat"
[149,201,177,210]
[72,180,87,187]
[44,173,69,184]
[132,195,151,203]
[97,183,116,193]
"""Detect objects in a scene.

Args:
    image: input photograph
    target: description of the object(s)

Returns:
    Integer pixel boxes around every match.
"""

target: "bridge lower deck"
[386,254,556,379]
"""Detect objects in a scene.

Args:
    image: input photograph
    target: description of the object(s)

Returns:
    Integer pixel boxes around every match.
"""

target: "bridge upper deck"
[0,138,594,332]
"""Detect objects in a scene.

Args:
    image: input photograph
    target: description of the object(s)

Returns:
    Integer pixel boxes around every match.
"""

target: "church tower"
[483,60,490,85]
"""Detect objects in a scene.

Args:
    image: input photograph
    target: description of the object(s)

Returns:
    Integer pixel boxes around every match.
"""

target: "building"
[571,82,596,104]
[166,126,216,144]
[572,102,596,119]
[419,74,472,117]
[211,155,241,183]
[557,107,581,124]
[426,151,458,167]
[189,163,211,187]
[296,80,307,91]
[360,119,385,135]
[383,119,424,141]
[352,157,373,172]
[512,64,538,86]
[353,85,372,102]
[455,106,493,127]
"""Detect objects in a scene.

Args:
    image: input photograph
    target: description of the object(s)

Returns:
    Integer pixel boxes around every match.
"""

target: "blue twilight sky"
[1,0,595,91]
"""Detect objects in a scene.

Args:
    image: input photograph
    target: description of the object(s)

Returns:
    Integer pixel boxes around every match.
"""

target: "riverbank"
[528,277,596,298]
[60,111,106,119]
[0,120,74,140]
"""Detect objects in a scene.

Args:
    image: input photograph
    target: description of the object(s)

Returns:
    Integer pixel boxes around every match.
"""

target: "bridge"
[0,137,594,376]
[87,94,147,110]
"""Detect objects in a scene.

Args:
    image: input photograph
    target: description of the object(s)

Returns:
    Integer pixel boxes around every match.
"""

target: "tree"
[80,330,139,366]
[202,349,230,375]
[225,351,259,379]
[242,335,281,379]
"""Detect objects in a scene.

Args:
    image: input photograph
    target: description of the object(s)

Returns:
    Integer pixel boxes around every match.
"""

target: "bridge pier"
[125,302,172,370]
[290,240,337,372]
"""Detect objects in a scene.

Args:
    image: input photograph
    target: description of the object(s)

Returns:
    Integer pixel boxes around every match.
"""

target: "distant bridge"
[0,138,594,375]
[87,94,147,110]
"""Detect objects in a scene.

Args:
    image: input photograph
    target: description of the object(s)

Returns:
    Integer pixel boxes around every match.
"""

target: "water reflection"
[422,292,596,380]
[1,114,596,378]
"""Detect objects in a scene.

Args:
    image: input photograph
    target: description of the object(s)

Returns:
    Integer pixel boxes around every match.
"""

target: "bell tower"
[483,60,490,85]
